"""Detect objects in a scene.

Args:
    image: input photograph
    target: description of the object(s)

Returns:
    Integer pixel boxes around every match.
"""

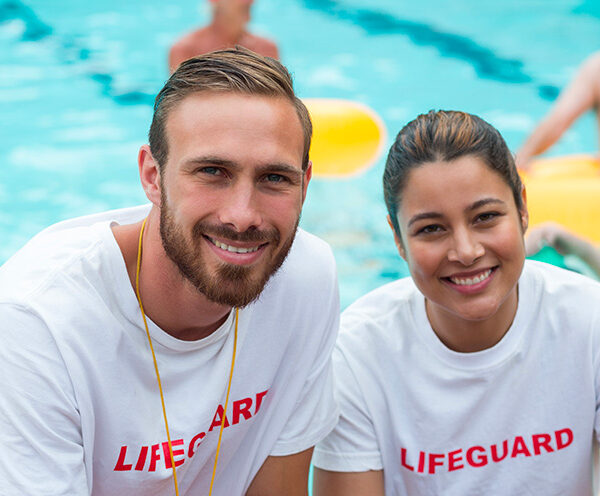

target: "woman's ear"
[387,215,407,261]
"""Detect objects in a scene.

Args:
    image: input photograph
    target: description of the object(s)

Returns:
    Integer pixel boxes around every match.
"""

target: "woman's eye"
[418,225,442,235]
[476,212,498,223]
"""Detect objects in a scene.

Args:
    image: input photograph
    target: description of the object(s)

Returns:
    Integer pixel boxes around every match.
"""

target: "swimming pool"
[1,0,598,307]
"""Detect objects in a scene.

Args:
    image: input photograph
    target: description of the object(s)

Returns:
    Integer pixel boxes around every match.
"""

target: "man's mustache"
[192,221,280,244]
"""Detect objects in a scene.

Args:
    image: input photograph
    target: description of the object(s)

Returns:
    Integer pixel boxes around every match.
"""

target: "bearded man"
[0,48,339,496]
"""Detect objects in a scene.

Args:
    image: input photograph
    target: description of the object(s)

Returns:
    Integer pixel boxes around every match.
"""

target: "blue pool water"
[1,0,598,307]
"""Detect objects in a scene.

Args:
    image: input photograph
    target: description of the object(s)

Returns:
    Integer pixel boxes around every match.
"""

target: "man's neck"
[112,208,232,341]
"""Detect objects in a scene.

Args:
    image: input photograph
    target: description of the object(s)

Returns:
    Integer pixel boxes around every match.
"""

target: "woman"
[312,110,600,495]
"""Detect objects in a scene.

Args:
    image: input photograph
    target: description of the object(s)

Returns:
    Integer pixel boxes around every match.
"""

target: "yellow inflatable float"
[303,98,387,178]
[522,154,600,243]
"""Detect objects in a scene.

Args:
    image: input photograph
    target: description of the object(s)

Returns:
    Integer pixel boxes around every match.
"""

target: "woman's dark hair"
[383,110,523,236]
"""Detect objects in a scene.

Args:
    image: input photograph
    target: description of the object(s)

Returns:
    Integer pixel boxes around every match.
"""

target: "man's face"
[158,92,310,307]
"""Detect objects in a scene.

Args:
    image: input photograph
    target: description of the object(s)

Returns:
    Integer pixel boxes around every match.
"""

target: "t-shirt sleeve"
[593,301,600,443]
[312,346,383,472]
[0,304,89,495]
[269,266,341,456]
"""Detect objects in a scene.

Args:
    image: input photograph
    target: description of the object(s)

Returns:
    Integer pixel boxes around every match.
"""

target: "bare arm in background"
[516,52,600,170]
[313,468,385,496]
[246,449,313,496]
[526,222,600,277]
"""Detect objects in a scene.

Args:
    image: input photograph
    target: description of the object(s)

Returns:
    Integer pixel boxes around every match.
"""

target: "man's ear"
[387,215,407,261]
[138,145,162,206]
[301,160,312,204]
[520,185,529,234]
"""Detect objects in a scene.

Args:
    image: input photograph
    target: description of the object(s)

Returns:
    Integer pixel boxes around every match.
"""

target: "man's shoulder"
[0,205,147,305]
[284,228,336,277]
[255,229,338,311]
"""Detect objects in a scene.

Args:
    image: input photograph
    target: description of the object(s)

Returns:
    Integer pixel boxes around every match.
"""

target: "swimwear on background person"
[313,110,600,496]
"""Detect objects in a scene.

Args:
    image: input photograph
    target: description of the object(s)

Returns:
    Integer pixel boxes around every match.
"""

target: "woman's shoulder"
[523,259,600,296]
[338,277,420,346]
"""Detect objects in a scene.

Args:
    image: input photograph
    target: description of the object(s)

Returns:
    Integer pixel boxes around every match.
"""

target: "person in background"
[0,48,339,496]
[526,221,600,278]
[516,51,600,170]
[313,110,600,495]
[169,0,279,73]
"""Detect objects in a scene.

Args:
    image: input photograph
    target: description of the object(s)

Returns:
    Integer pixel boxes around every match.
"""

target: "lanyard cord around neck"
[134,217,239,496]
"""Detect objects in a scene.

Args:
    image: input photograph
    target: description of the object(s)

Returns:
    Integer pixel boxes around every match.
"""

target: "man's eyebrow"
[182,157,304,178]
[256,163,304,179]
[407,198,507,228]
[183,156,238,168]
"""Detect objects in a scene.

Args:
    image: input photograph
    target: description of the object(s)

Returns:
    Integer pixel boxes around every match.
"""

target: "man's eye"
[199,167,221,175]
[265,174,287,183]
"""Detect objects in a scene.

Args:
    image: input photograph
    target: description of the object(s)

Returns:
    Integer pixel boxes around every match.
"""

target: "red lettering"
[448,449,464,471]
[209,405,230,432]
[417,451,426,473]
[511,436,532,458]
[255,390,268,414]
[149,443,161,472]
[162,439,185,469]
[428,453,444,474]
[188,432,206,458]
[114,446,133,471]
[233,397,253,425]
[466,446,488,467]
[490,440,508,462]
[555,428,574,450]
[401,448,414,471]
[532,433,554,455]
[135,446,148,471]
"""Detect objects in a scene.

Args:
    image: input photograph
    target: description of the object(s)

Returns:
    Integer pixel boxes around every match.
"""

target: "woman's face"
[392,155,528,330]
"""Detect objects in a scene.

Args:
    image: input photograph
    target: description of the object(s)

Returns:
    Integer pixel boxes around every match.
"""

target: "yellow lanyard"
[135,217,238,495]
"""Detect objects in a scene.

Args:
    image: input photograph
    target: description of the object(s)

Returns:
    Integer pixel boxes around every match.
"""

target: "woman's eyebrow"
[468,198,506,210]
[407,199,507,227]
[407,211,443,228]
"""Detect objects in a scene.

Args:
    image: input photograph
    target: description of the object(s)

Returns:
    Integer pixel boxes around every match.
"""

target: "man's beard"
[159,197,299,308]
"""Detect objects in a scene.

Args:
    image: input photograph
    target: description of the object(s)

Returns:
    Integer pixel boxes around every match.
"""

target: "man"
[169,0,279,73]
[0,48,339,495]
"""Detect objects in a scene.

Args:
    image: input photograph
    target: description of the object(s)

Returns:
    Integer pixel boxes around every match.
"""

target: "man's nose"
[217,182,263,233]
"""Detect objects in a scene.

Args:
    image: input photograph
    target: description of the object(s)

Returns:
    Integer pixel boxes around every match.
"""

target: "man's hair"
[383,110,524,236]
[149,47,312,171]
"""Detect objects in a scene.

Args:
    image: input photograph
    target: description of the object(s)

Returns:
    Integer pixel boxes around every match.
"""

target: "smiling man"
[0,48,339,496]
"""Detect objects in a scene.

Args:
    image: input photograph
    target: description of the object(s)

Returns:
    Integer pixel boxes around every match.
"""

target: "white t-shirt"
[313,261,600,496]
[0,205,340,496]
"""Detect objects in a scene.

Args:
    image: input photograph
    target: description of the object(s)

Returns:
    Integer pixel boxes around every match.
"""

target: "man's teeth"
[449,269,492,286]
[212,239,260,254]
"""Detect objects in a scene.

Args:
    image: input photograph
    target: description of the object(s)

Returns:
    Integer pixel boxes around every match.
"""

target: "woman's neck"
[425,287,519,353]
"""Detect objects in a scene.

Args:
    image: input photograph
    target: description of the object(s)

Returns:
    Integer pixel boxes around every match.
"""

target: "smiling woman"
[312,110,600,496]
